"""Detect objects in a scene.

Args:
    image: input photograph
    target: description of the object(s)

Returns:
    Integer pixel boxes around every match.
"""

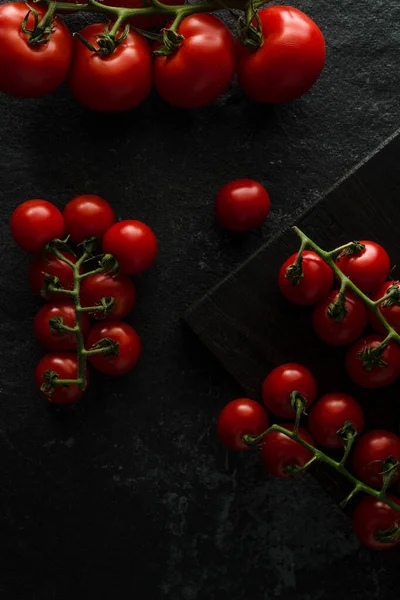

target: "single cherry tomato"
[34,301,90,351]
[261,424,314,478]
[236,6,325,104]
[278,250,334,306]
[102,220,158,275]
[154,14,235,109]
[102,0,185,30]
[80,273,136,320]
[0,3,72,98]
[352,495,400,550]
[29,251,79,298]
[308,393,364,449]
[86,321,141,375]
[217,398,269,451]
[335,241,390,294]
[35,352,88,404]
[63,195,116,243]
[345,334,400,389]
[215,179,271,232]
[369,281,400,335]
[68,24,152,112]
[10,199,65,253]
[312,290,367,346]
[352,430,400,488]
[262,363,317,419]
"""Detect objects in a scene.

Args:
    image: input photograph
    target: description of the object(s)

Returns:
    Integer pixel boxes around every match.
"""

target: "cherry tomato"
[236,6,325,104]
[154,14,235,109]
[335,241,390,294]
[369,281,400,335]
[312,290,367,346]
[103,0,184,30]
[215,179,271,232]
[63,195,116,243]
[34,301,90,351]
[102,220,158,275]
[86,321,141,375]
[68,24,152,112]
[29,251,79,298]
[35,352,88,404]
[352,430,400,488]
[261,424,314,478]
[262,363,317,418]
[308,393,364,449]
[10,199,65,253]
[279,251,334,306]
[352,495,400,550]
[346,334,400,389]
[217,398,269,451]
[0,3,72,98]
[80,273,136,320]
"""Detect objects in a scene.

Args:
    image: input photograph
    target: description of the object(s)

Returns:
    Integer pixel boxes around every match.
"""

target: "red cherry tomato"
[217,398,269,451]
[369,281,400,335]
[236,6,325,104]
[278,251,334,306]
[345,334,400,389]
[86,321,141,375]
[63,195,116,243]
[102,220,158,275]
[215,179,271,232]
[68,24,152,112]
[102,0,185,30]
[0,3,72,98]
[352,495,400,550]
[80,273,136,320]
[29,251,78,298]
[10,199,65,253]
[154,14,235,109]
[261,424,314,478]
[35,352,88,404]
[352,430,400,488]
[262,363,317,418]
[335,241,390,294]
[312,290,367,346]
[34,301,90,350]
[307,393,364,449]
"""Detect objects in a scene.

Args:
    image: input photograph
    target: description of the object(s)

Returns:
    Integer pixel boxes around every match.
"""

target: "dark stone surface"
[1,0,400,598]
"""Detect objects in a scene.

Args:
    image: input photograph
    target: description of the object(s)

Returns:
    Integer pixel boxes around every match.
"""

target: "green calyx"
[21,6,55,46]
[285,256,304,286]
[153,28,185,57]
[75,23,131,56]
[336,240,365,260]
[237,11,263,50]
[358,342,388,371]
[382,283,400,308]
[375,523,400,544]
[327,291,348,322]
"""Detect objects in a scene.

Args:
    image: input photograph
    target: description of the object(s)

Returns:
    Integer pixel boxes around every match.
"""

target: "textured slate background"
[1,0,400,598]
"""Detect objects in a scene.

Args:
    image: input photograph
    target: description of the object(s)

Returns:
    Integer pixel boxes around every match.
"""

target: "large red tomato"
[346,334,400,389]
[262,363,316,418]
[35,352,88,404]
[312,290,367,346]
[278,251,334,305]
[102,220,158,274]
[80,273,136,320]
[86,321,142,375]
[352,495,400,550]
[335,240,390,294]
[10,199,65,254]
[352,430,400,488]
[217,398,269,451]
[261,424,314,478]
[29,251,79,298]
[369,281,400,334]
[307,393,364,449]
[34,301,90,350]
[63,195,116,243]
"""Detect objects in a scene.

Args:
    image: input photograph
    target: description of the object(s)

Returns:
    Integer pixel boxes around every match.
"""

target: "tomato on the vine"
[278,251,334,305]
[345,334,400,389]
[29,251,79,298]
[34,301,90,351]
[261,424,314,478]
[102,220,158,274]
[217,398,269,451]
[80,273,136,320]
[35,352,88,404]
[352,430,400,488]
[352,495,400,550]
[236,6,325,104]
[103,0,185,30]
[335,241,390,294]
[154,14,235,109]
[369,281,400,335]
[10,199,65,253]
[312,290,367,346]
[308,393,364,449]
[86,321,141,375]
[63,195,116,243]
[215,179,271,232]
[262,363,316,418]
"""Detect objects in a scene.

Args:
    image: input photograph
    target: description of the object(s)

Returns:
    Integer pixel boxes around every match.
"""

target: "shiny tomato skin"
[352,430,400,488]
[102,220,158,275]
[0,3,72,98]
[29,251,78,298]
[312,290,367,346]
[35,352,88,404]
[308,393,364,449]
[86,321,141,375]
[103,0,185,30]
[236,6,325,104]
[369,281,400,335]
[335,241,390,294]
[68,24,152,112]
[262,363,317,418]
[215,179,271,232]
[80,273,136,320]
[279,251,334,306]
[345,334,400,389]
[154,14,235,109]
[63,195,116,243]
[34,301,90,350]
[261,424,314,478]
[217,398,269,451]
[352,495,400,550]
[10,199,65,253]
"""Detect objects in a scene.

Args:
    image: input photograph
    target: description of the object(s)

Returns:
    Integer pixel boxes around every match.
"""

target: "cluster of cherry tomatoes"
[10,195,158,404]
[0,2,326,111]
